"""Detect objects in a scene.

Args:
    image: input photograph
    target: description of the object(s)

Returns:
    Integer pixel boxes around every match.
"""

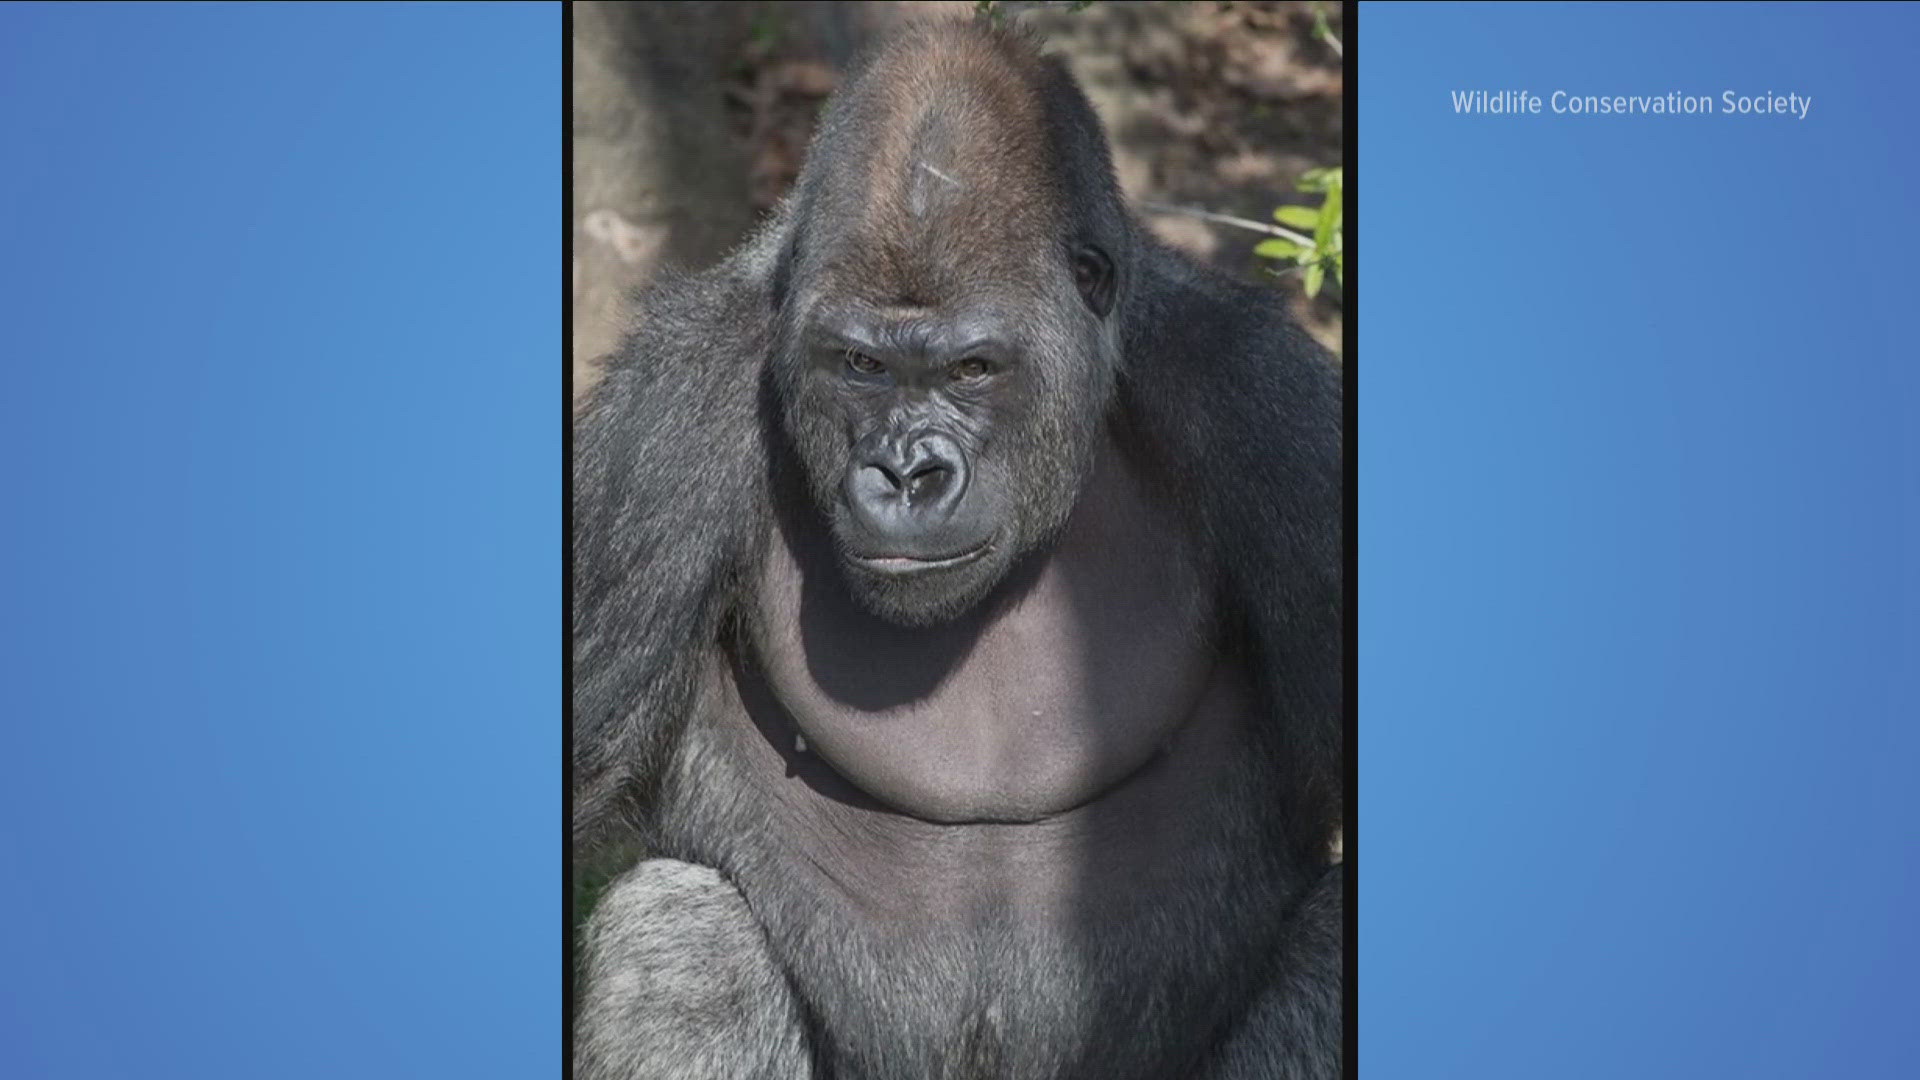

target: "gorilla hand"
[576,860,812,1080]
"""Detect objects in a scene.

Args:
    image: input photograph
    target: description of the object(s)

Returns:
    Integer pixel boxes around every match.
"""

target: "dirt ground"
[571,0,1344,402]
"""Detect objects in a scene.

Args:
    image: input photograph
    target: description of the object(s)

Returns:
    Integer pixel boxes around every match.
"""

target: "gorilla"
[573,20,1343,1080]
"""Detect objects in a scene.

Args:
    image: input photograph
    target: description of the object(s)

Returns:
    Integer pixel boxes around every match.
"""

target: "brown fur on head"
[812,22,1068,306]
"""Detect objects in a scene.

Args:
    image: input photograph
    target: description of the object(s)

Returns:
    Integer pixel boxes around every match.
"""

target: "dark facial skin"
[807,302,1026,623]
[819,306,1016,560]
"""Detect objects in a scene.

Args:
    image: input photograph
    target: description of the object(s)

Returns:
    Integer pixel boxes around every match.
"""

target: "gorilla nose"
[847,433,969,537]
[861,460,953,502]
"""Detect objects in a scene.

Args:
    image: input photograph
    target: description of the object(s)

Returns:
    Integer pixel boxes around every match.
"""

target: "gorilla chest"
[700,512,1280,1076]
[712,501,1270,931]
[707,619,1270,1078]
[745,509,1224,825]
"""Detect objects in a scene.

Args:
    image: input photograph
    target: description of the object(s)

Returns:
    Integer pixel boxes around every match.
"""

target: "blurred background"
[571,0,1344,403]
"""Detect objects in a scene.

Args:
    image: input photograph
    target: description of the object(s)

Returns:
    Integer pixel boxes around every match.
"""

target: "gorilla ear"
[1071,244,1116,318]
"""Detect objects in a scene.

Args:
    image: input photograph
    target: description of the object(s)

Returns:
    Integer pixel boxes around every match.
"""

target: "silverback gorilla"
[574,21,1343,1080]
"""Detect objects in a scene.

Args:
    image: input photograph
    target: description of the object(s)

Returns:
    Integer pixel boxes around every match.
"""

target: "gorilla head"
[769,25,1133,627]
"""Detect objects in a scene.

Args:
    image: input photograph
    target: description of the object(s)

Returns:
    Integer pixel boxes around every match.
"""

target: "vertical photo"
[569,3,1348,1076]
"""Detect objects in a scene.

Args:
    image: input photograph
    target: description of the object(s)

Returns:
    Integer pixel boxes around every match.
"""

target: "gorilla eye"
[845,351,886,377]
[950,357,992,381]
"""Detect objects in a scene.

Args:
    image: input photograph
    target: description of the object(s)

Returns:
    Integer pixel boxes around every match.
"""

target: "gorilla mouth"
[849,542,993,575]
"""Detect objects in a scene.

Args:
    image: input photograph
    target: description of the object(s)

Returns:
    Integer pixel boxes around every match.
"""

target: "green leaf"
[1314,195,1336,252]
[1303,261,1325,297]
[1273,205,1321,229]
[1297,166,1343,194]
[1254,238,1307,260]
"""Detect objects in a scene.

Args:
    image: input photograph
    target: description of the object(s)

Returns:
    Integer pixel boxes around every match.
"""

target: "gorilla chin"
[836,531,1012,628]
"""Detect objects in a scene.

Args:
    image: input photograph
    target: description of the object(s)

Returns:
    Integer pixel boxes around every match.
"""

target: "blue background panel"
[1361,3,1918,1077]
[0,5,558,1077]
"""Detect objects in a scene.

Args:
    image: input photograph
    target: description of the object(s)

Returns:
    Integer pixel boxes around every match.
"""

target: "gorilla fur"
[574,20,1343,1080]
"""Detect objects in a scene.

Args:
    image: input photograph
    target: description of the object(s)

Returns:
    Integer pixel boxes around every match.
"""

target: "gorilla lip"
[850,543,992,574]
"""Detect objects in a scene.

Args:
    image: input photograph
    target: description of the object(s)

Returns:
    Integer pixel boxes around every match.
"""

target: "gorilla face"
[776,242,1120,627]
[763,27,1133,628]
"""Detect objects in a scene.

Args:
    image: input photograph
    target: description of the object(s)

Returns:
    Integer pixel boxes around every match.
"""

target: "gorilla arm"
[1195,865,1344,1080]
[572,217,786,854]
[1115,247,1344,1075]
[1205,312,1344,855]
[1118,246,1345,863]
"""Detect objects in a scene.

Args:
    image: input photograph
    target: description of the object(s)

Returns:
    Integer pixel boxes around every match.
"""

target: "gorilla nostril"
[906,464,951,502]
[863,463,903,492]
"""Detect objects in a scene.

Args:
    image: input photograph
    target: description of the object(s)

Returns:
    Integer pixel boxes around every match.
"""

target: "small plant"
[1310,4,1343,58]
[1256,166,1342,299]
